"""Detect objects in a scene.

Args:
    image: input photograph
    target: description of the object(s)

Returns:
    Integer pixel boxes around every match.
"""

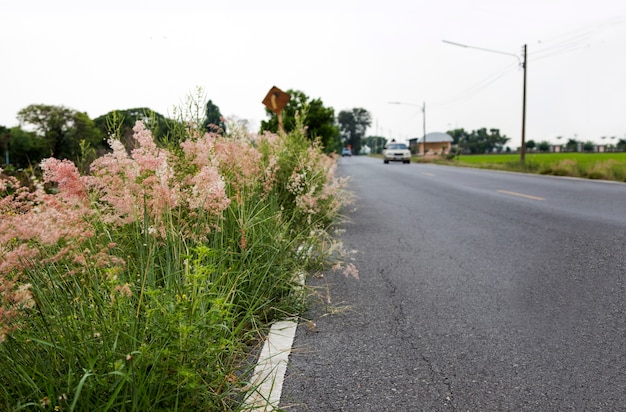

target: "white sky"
[2,0,626,148]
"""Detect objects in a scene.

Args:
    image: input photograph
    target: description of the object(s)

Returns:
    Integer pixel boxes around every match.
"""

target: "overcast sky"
[3,0,626,148]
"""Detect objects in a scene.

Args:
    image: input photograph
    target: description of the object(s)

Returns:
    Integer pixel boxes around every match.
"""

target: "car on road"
[341,147,352,157]
[382,142,411,164]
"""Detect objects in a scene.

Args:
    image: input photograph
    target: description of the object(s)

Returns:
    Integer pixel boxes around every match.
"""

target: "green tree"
[260,89,340,152]
[16,104,104,162]
[537,141,551,152]
[94,108,176,149]
[203,100,226,133]
[0,125,10,165]
[362,135,387,154]
[448,127,509,154]
[337,108,371,155]
[448,128,469,146]
[6,126,48,168]
[565,138,579,152]
[616,138,626,151]
[583,141,595,152]
[525,140,536,151]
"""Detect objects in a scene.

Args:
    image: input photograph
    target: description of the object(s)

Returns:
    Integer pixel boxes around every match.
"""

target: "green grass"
[440,152,626,182]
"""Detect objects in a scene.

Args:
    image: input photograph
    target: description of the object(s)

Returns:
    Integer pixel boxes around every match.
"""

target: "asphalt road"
[279,156,626,411]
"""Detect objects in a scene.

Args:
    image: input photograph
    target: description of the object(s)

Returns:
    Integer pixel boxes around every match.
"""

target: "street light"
[389,101,426,155]
[443,40,527,163]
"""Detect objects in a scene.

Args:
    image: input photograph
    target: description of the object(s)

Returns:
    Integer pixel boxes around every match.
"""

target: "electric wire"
[432,61,519,109]
[530,14,626,62]
[435,14,626,109]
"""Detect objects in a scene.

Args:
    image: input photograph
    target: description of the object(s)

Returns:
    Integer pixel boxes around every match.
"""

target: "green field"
[446,152,626,182]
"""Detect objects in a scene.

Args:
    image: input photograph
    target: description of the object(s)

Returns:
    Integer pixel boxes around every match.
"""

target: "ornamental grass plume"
[214,138,262,199]
[40,158,89,203]
[88,121,180,235]
[186,164,230,215]
[251,131,284,198]
[0,163,94,275]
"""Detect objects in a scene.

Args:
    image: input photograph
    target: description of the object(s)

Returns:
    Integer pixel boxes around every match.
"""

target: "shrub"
[0,110,353,410]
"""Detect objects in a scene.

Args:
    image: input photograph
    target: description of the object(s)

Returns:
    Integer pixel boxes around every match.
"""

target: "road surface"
[279,156,626,411]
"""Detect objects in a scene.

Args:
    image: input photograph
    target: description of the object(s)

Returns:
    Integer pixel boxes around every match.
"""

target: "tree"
[362,135,387,154]
[0,125,10,165]
[94,108,175,149]
[447,127,509,154]
[260,89,340,152]
[617,139,626,151]
[6,126,48,169]
[525,140,536,151]
[537,141,551,152]
[337,108,371,155]
[565,138,579,152]
[583,141,595,152]
[17,104,104,161]
[202,100,226,133]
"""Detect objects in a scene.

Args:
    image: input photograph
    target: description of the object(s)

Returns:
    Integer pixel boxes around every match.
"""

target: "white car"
[383,142,411,164]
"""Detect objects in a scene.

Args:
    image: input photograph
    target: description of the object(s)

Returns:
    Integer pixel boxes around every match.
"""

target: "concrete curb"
[243,270,305,410]
[242,319,298,411]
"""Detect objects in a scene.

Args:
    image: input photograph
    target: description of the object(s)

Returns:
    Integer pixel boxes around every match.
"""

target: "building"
[408,132,453,155]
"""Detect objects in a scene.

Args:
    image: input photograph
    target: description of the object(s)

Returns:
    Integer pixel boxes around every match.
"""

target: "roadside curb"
[243,270,305,411]
[243,319,299,411]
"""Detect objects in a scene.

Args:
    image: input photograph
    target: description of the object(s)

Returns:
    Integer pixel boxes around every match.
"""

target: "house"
[408,132,453,155]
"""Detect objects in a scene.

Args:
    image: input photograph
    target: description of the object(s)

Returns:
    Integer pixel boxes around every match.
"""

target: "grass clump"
[0,105,353,410]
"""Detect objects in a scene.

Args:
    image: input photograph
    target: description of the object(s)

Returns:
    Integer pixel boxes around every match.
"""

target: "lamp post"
[389,101,426,155]
[443,40,527,163]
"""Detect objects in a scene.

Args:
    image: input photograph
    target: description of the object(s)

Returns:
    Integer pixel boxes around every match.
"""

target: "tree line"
[0,90,373,171]
[525,138,626,152]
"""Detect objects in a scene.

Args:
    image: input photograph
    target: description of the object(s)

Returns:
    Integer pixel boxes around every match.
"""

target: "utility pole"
[389,101,427,155]
[443,40,527,164]
[422,102,427,155]
[521,44,527,164]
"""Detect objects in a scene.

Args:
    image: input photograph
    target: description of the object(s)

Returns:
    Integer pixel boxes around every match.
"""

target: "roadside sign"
[262,86,290,114]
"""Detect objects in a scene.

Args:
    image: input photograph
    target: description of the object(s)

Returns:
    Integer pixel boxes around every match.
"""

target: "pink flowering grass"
[0,112,354,410]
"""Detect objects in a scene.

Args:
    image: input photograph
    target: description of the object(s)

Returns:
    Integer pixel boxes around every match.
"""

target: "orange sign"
[262,86,291,114]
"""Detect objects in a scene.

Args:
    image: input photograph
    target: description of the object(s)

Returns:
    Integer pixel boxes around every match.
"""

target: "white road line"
[243,319,298,411]
[497,189,545,201]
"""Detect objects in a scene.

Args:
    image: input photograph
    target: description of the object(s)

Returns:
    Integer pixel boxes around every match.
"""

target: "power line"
[433,61,519,108]
[530,14,626,62]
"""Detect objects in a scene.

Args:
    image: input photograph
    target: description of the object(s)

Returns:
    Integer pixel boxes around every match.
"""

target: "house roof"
[410,132,453,143]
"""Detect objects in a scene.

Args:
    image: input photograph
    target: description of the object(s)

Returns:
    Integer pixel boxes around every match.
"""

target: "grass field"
[445,152,626,182]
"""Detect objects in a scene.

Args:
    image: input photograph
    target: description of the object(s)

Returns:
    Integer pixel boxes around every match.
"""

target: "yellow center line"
[497,190,545,201]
